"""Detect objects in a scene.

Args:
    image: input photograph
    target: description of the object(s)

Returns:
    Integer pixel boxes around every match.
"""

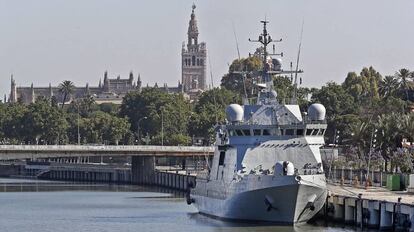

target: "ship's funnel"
[226,104,244,123]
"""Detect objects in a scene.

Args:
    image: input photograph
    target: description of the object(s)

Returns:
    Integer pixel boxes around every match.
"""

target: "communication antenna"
[232,22,249,102]
[291,20,304,105]
[248,20,282,87]
[208,55,219,123]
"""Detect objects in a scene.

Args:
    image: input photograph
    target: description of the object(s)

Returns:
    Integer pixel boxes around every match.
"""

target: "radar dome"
[272,58,282,71]
[308,103,326,121]
[226,104,244,122]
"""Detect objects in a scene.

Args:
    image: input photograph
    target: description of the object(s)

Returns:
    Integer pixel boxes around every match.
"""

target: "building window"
[197,59,200,66]
[200,59,204,66]
[192,56,196,66]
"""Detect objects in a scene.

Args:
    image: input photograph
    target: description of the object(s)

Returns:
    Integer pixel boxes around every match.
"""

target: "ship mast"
[248,20,282,90]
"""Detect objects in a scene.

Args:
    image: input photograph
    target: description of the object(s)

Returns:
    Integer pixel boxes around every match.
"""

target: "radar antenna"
[248,20,283,88]
[291,20,304,105]
[208,55,219,124]
[232,22,249,103]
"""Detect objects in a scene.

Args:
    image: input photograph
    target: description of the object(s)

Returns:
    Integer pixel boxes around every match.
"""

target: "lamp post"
[76,101,80,145]
[366,128,378,188]
[137,116,148,145]
[161,108,164,147]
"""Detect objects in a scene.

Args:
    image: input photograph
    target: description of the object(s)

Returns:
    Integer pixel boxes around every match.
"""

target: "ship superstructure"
[187,20,328,224]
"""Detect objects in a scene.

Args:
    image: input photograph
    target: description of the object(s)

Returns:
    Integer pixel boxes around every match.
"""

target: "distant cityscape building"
[7,4,206,104]
[181,4,207,100]
[9,72,182,105]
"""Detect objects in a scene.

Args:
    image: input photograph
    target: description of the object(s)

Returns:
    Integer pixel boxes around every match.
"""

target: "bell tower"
[181,4,207,94]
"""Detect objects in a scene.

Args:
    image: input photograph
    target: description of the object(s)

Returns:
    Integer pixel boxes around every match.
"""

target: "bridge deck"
[0,145,215,160]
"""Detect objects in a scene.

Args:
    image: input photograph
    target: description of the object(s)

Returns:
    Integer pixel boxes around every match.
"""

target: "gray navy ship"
[187,20,328,224]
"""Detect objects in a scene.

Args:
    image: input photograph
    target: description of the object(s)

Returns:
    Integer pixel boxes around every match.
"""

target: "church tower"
[181,4,207,93]
[9,75,17,103]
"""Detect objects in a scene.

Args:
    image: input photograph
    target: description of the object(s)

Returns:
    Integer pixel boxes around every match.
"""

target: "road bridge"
[0,145,215,186]
[0,145,214,160]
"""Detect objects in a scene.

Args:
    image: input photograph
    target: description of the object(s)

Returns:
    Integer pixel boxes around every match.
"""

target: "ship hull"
[191,174,327,224]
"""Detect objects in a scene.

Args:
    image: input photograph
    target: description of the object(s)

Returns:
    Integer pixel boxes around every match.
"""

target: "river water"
[0,178,359,232]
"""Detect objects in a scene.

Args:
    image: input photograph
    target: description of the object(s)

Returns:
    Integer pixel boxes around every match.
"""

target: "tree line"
[1,56,414,172]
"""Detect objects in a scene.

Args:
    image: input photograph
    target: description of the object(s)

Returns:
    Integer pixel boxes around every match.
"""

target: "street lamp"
[160,107,165,147]
[137,116,148,145]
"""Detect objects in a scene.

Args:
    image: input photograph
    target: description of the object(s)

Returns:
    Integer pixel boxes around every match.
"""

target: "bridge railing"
[0,145,214,153]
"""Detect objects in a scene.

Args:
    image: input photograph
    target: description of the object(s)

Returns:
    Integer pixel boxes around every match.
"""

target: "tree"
[395,68,412,101]
[58,80,75,109]
[273,76,294,104]
[379,76,400,99]
[342,67,381,104]
[120,88,191,145]
[221,56,262,98]
[68,95,98,117]
[23,97,68,144]
[190,88,240,143]
[2,102,28,143]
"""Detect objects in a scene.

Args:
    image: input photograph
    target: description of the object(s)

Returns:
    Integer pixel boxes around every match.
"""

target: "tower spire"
[187,3,199,47]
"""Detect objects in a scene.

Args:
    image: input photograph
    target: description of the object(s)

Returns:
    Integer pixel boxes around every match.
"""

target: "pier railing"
[325,168,410,189]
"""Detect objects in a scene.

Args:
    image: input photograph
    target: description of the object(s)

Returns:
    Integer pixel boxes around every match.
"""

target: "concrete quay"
[326,183,414,231]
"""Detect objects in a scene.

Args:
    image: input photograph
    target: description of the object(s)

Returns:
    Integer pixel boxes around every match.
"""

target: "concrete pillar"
[356,198,363,227]
[380,201,393,231]
[409,205,414,232]
[131,156,155,185]
[332,196,344,222]
[367,200,380,228]
[344,198,355,224]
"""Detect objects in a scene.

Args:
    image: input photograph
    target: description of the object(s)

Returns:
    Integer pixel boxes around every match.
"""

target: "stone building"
[181,4,207,100]
[8,72,183,105]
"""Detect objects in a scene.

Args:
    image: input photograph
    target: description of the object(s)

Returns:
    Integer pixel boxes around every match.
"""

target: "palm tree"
[379,76,400,99]
[58,80,75,109]
[395,68,412,101]
[344,121,370,168]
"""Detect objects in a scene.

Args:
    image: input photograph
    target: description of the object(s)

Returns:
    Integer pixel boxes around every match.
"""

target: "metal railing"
[325,168,410,189]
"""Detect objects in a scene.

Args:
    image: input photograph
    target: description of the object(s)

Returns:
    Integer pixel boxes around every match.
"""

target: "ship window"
[253,129,261,136]
[228,130,235,136]
[219,151,225,165]
[242,129,251,136]
[306,129,313,136]
[235,130,243,136]
[312,129,319,136]
[263,129,270,136]
[318,129,325,136]
[297,129,304,136]
[285,129,294,136]
[280,129,284,135]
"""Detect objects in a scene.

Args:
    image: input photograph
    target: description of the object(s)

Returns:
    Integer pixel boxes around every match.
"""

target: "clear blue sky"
[1,0,414,99]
